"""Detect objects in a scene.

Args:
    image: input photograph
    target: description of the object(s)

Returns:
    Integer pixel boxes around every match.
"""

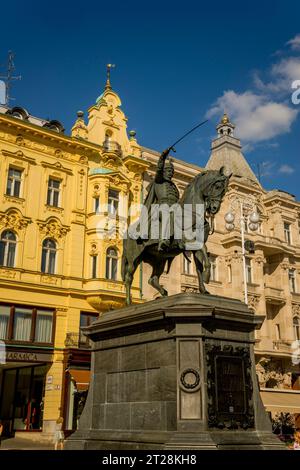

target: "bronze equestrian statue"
[122,148,230,305]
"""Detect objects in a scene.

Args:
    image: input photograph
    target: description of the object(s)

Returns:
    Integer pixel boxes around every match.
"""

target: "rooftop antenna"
[0,51,21,105]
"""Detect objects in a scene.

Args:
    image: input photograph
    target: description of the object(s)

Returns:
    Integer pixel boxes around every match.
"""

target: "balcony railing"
[273,340,292,352]
[65,332,91,349]
[265,286,286,305]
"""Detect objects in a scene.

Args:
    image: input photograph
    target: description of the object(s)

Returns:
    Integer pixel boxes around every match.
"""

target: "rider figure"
[144,148,184,252]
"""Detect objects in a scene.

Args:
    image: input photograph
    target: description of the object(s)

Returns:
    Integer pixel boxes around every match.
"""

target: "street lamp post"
[224,199,260,305]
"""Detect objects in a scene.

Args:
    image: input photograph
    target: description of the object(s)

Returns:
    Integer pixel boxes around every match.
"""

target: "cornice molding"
[1,148,36,165]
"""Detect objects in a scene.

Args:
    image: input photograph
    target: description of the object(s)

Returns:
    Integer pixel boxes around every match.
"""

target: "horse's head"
[199,166,231,215]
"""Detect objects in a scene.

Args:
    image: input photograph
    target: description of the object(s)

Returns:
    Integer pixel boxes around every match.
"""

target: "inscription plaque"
[206,344,254,430]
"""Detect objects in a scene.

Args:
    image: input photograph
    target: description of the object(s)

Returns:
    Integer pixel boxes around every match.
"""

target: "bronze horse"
[122,167,230,305]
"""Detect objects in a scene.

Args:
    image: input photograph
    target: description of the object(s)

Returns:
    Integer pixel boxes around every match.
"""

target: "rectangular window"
[183,254,191,274]
[94,197,100,214]
[13,307,32,341]
[47,178,60,207]
[0,305,10,340]
[228,264,232,283]
[108,189,119,215]
[91,255,97,278]
[246,258,252,284]
[294,318,300,341]
[80,312,97,346]
[210,255,217,281]
[0,305,53,344]
[80,312,97,328]
[6,168,22,197]
[275,323,281,340]
[106,255,117,280]
[35,310,53,343]
[284,222,291,245]
[289,269,296,293]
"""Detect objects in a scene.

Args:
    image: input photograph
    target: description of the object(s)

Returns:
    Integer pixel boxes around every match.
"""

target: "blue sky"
[0,0,299,198]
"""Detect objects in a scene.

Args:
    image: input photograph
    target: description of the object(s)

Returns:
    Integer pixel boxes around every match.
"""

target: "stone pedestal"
[65,294,283,450]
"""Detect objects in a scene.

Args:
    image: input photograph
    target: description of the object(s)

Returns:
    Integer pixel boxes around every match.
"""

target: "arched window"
[0,230,16,267]
[106,247,118,280]
[294,316,300,341]
[41,238,57,274]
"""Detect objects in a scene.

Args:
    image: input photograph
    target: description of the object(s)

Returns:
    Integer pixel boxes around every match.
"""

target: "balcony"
[265,286,286,305]
[273,340,292,353]
[65,332,91,349]
[291,292,300,303]
[180,273,198,293]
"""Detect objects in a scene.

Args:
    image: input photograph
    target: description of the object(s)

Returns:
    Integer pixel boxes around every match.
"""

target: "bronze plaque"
[206,344,254,430]
[216,356,246,414]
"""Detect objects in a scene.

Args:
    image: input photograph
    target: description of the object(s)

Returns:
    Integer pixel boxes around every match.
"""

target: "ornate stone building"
[0,75,148,438]
[142,114,300,427]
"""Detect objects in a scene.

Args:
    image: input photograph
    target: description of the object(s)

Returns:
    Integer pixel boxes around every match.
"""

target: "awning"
[260,390,300,413]
[69,369,90,391]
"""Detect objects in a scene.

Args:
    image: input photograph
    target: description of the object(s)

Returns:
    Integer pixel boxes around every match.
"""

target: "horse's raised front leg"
[148,259,168,297]
[193,250,210,294]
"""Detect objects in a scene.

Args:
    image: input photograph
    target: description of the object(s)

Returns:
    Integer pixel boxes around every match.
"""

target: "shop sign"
[6,351,52,362]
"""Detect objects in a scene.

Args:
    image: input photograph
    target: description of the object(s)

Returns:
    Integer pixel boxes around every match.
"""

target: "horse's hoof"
[162,290,168,297]
[198,290,210,295]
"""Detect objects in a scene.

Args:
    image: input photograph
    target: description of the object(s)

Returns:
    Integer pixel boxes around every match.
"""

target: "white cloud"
[207,34,300,146]
[254,57,300,94]
[260,161,276,177]
[206,90,298,143]
[278,164,295,174]
[287,34,300,51]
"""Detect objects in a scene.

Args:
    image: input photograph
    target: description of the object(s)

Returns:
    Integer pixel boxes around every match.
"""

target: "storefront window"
[13,307,32,341]
[14,367,31,430]
[0,365,48,434]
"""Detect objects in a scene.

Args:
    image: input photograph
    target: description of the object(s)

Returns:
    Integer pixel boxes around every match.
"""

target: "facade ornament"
[89,243,98,255]
[41,275,58,285]
[247,294,260,311]
[79,156,88,164]
[0,209,30,231]
[280,262,289,271]
[225,256,232,265]
[15,134,25,146]
[256,358,292,389]
[38,218,69,239]
[181,286,198,293]
[0,268,17,279]
[71,111,88,140]
[92,184,101,197]
[254,256,266,265]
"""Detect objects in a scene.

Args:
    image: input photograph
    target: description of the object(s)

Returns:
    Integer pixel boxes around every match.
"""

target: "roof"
[206,135,260,184]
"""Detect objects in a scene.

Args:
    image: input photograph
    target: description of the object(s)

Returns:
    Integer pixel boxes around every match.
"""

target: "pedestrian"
[292,429,300,450]
[0,420,3,447]
[53,416,64,450]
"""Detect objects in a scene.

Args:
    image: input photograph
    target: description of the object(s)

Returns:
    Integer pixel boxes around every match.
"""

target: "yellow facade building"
[0,74,148,438]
